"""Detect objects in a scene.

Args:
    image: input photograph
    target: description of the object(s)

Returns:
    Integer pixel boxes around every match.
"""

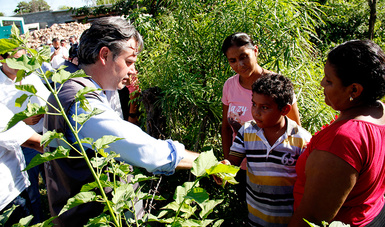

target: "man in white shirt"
[0,50,50,224]
[50,38,69,69]
[0,103,43,226]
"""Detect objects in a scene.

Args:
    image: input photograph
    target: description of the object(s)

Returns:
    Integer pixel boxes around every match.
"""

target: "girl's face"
[226,45,258,78]
[321,61,351,111]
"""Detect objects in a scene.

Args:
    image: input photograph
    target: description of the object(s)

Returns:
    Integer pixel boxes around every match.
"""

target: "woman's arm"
[287,102,301,126]
[221,104,233,159]
[288,150,358,227]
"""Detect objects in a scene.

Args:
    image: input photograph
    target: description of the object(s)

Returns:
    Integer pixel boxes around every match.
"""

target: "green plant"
[305,219,350,227]
[0,24,239,226]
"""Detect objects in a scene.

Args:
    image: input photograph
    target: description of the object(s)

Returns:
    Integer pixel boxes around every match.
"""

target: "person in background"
[289,40,385,227]
[0,103,43,227]
[0,49,50,224]
[50,38,68,69]
[60,39,70,56]
[219,74,311,226]
[69,35,78,46]
[44,16,199,226]
[221,32,301,204]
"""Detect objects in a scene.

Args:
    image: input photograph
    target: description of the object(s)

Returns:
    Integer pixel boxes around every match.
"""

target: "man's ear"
[281,104,292,116]
[98,46,109,65]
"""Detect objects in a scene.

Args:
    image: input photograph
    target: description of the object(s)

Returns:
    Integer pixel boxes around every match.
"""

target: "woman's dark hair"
[252,73,294,111]
[222,32,255,56]
[327,39,385,102]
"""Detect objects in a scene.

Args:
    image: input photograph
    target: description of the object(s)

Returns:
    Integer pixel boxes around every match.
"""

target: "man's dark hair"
[252,73,294,110]
[78,16,143,66]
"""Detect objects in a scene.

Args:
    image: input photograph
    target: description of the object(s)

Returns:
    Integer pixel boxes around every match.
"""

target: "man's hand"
[23,114,44,125]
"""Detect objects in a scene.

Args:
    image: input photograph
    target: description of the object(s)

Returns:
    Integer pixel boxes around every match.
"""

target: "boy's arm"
[226,153,243,166]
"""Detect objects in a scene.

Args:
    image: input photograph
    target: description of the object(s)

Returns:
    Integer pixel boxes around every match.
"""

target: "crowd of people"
[0,16,384,227]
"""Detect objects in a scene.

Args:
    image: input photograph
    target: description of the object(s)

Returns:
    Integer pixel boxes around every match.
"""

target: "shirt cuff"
[152,139,185,176]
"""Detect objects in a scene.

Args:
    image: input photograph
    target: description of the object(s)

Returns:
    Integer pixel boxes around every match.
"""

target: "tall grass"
[134,0,334,156]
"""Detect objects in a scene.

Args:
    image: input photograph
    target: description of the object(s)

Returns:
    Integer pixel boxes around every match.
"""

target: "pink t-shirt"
[222,74,253,139]
[294,119,385,226]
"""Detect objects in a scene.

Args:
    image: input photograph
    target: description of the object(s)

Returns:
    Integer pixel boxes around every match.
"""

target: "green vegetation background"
[69,0,385,225]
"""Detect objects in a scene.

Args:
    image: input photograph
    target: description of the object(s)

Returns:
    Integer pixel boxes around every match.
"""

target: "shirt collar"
[251,116,299,137]
[0,68,14,85]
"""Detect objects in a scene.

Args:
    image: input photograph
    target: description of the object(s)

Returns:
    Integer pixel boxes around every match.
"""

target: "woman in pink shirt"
[221,32,301,202]
[289,40,385,227]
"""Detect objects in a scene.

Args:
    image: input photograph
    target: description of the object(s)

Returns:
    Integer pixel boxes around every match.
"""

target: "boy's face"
[251,93,286,129]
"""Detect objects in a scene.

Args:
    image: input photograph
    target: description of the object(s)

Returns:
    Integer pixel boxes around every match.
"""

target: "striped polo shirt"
[230,117,311,227]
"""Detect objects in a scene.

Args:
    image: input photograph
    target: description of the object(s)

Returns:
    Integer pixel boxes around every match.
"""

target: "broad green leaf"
[78,137,94,145]
[69,69,88,79]
[112,184,135,204]
[13,215,33,226]
[90,153,118,169]
[81,175,111,192]
[6,54,40,71]
[206,163,240,175]
[162,201,195,217]
[185,187,209,204]
[212,219,224,227]
[52,69,71,84]
[11,23,20,38]
[93,135,123,151]
[0,205,16,225]
[180,204,197,219]
[15,69,26,82]
[174,182,196,204]
[15,84,37,94]
[24,146,70,171]
[32,216,57,227]
[75,87,100,100]
[72,108,104,125]
[3,104,47,131]
[14,93,29,107]
[74,87,101,112]
[328,221,350,227]
[191,150,218,177]
[85,213,111,227]
[59,191,97,216]
[198,199,223,219]
[178,219,210,226]
[0,39,19,54]
[156,210,169,219]
[131,173,158,184]
[41,130,65,147]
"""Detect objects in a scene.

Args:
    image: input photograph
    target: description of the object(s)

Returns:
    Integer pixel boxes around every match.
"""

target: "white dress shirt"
[0,103,35,211]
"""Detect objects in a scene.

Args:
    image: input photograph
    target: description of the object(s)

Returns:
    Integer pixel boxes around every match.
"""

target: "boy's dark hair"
[252,73,294,110]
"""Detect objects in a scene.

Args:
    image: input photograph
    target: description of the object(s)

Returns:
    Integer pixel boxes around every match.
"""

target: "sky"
[0,0,89,17]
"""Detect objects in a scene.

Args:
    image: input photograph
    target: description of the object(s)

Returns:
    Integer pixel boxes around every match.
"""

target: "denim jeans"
[22,147,45,224]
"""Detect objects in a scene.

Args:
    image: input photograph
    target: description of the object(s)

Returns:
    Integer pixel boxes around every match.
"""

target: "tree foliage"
[130,0,332,155]
[14,0,51,15]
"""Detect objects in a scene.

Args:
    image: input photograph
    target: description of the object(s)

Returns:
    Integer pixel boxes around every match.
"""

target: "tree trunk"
[367,0,377,40]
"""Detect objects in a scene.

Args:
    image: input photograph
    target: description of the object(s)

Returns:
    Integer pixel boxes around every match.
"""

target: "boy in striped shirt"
[225,74,311,226]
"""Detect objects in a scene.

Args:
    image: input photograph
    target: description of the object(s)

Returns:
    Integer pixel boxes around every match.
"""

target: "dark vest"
[44,77,105,227]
